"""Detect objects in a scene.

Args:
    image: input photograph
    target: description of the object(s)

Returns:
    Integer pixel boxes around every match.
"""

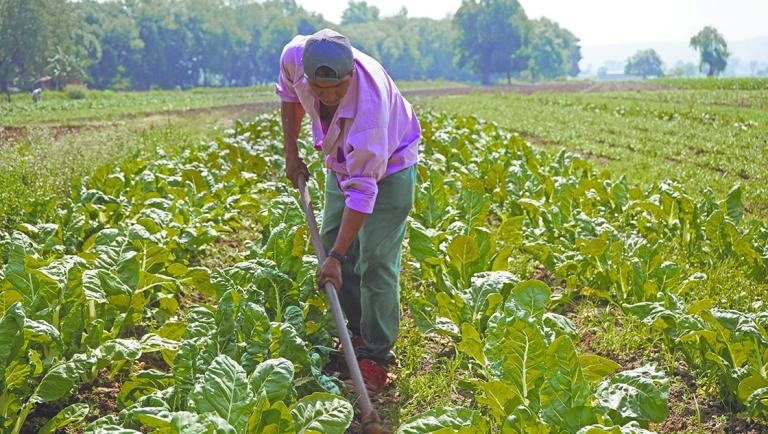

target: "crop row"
[2,110,766,433]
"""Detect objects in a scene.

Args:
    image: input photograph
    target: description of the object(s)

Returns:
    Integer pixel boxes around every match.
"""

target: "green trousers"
[321,165,416,365]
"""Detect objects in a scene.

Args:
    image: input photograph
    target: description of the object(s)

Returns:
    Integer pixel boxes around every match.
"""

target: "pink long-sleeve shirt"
[275,35,420,214]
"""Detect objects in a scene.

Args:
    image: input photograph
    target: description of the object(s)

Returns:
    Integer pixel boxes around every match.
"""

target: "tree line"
[0,0,583,97]
[624,26,732,79]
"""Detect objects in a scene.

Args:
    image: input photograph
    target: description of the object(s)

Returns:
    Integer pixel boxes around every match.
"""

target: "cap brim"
[313,76,341,83]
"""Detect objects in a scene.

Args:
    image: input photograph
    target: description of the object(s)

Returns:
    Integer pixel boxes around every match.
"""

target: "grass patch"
[0,86,274,126]
[651,77,768,91]
[0,107,269,231]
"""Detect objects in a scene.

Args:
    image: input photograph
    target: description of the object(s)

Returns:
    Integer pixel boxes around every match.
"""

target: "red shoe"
[357,359,388,393]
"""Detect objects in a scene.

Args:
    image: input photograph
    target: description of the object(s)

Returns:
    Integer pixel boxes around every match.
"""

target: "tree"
[341,1,380,25]
[690,26,729,77]
[46,45,89,89]
[454,0,528,84]
[562,28,581,77]
[669,60,697,77]
[0,0,74,100]
[342,16,473,81]
[522,17,581,81]
[624,49,663,78]
[80,1,143,90]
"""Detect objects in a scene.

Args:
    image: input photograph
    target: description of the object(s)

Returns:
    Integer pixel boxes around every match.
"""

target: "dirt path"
[1,81,670,144]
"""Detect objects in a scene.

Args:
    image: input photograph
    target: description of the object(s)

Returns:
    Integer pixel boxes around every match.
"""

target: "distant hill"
[580,35,768,76]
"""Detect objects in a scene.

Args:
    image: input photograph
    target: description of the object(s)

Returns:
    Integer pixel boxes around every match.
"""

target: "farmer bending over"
[276,28,420,392]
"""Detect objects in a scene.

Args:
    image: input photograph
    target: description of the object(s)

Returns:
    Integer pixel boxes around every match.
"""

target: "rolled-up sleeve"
[274,42,301,103]
[339,127,389,214]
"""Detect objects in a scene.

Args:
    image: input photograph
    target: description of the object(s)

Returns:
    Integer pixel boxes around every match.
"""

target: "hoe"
[297,175,384,434]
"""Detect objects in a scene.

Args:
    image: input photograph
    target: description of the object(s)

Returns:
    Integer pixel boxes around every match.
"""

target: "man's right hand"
[285,153,310,188]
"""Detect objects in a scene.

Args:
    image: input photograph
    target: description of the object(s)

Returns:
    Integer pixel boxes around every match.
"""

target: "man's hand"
[285,153,310,188]
[318,256,342,292]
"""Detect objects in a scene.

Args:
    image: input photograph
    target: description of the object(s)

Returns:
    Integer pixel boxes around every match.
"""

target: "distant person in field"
[276,28,420,393]
[32,88,42,103]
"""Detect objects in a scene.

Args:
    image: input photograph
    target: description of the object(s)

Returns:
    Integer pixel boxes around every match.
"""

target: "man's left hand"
[318,256,343,291]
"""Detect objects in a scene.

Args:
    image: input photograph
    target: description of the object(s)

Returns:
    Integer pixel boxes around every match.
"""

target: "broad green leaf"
[190,354,253,431]
[97,338,143,364]
[38,403,90,434]
[173,340,209,404]
[492,246,515,271]
[579,354,621,383]
[239,302,272,371]
[497,216,524,246]
[622,303,675,330]
[457,323,485,365]
[543,312,577,338]
[250,358,294,403]
[687,299,713,315]
[708,309,766,345]
[576,421,656,434]
[408,219,439,263]
[82,269,132,306]
[502,406,549,434]
[290,392,353,434]
[435,291,463,329]
[5,359,32,390]
[595,365,669,424]
[248,400,294,434]
[577,237,608,257]
[139,333,180,353]
[170,411,237,434]
[458,186,489,231]
[270,323,311,373]
[722,183,743,224]
[397,406,486,434]
[739,374,768,404]
[118,369,173,408]
[474,380,521,424]
[92,234,141,291]
[0,303,26,376]
[509,280,550,319]
[124,406,173,430]
[284,305,306,337]
[447,235,479,268]
[4,233,41,305]
[31,353,96,403]
[433,316,461,337]
[462,271,518,328]
[747,387,768,418]
[539,336,592,430]
[484,316,546,405]
[213,290,239,358]
[170,411,212,434]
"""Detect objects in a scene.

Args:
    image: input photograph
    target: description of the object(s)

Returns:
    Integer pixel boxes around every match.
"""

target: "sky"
[295,0,768,47]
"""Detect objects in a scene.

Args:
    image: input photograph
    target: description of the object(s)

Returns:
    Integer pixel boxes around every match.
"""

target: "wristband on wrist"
[328,250,347,264]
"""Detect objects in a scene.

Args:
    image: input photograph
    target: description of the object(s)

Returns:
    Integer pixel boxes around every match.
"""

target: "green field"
[414,80,768,221]
[1,79,768,433]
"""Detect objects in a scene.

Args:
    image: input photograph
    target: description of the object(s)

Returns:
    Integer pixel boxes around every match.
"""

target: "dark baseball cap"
[302,29,354,83]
